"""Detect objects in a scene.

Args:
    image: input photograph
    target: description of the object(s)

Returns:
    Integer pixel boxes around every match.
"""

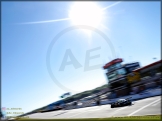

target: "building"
[103,58,140,90]
[104,58,161,97]
[127,59,162,91]
[133,59,162,78]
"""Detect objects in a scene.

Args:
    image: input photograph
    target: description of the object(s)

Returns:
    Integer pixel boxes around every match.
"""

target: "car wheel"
[128,102,132,105]
[111,105,114,108]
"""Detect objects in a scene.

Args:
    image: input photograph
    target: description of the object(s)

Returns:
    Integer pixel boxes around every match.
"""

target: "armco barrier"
[64,88,161,110]
[103,88,161,104]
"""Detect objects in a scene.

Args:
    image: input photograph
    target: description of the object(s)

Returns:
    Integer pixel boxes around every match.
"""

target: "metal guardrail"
[64,87,161,110]
[63,74,162,110]
[15,75,161,117]
[64,76,161,110]
[23,75,161,112]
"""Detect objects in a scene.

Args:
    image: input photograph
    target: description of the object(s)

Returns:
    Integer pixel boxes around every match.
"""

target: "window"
[118,99,126,102]
[107,72,117,81]
[116,63,122,68]
[117,68,127,77]
[126,66,140,73]
[107,68,127,81]
[107,63,122,72]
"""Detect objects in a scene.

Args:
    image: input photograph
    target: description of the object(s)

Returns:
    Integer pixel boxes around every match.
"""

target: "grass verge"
[14,115,161,121]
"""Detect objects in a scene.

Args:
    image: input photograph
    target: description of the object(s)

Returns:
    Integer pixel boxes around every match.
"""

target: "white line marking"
[152,101,160,106]
[128,98,161,116]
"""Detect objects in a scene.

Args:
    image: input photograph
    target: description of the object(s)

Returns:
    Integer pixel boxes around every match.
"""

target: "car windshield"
[117,99,126,102]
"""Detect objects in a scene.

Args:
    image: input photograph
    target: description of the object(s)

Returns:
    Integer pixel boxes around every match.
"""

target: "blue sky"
[2,1,160,115]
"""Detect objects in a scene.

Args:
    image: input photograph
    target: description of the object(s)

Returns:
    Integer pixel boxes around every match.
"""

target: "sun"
[69,2,104,34]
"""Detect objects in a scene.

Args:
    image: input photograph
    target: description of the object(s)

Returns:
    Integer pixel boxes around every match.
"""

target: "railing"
[65,74,162,110]
[64,76,161,110]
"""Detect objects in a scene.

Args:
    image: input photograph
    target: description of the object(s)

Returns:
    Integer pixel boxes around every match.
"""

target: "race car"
[111,98,132,108]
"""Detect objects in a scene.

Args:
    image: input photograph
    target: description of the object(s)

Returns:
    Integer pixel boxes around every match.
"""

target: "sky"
[1,1,161,116]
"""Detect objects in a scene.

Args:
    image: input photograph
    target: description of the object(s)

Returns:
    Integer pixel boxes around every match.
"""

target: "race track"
[26,96,161,119]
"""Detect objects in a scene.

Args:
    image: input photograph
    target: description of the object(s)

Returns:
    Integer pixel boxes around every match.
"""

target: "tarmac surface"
[26,96,161,119]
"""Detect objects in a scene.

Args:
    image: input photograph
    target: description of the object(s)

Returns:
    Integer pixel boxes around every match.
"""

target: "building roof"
[133,60,162,72]
[103,58,123,69]
[106,62,139,74]
[122,62,139,67]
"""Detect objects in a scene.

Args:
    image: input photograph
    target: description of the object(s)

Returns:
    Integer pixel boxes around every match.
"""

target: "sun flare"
[69,2,104,34]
